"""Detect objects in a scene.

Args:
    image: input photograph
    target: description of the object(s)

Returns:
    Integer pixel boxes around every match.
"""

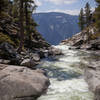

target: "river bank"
[61,31,100,100]
[0,16,63,100]
[1,43,100,100]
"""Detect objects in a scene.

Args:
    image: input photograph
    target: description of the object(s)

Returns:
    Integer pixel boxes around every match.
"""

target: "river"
[37,44,94,100]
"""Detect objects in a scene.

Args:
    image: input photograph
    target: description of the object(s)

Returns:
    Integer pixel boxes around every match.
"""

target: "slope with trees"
[0,0,50,64]
[62,1,100,50]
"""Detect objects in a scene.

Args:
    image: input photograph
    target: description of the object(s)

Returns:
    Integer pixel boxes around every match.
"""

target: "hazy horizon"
[35,0,96,15]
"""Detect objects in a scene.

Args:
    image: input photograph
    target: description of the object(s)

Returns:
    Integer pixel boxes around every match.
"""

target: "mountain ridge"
[33,12,80,45]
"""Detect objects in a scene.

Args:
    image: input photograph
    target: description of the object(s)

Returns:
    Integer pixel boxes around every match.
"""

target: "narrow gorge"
[0,0,100,100]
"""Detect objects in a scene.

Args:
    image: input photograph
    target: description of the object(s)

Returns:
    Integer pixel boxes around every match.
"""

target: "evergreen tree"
[94,0,100,31]
[0,0,9,13]
[0,0,38,52]
[79,8,85,31]
[85,2,92,27]
[24,0,37,41]
[15,0,37,52]
[17,0,24,52]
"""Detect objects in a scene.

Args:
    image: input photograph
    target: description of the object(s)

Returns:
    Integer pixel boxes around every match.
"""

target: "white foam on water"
[38,45,93,100]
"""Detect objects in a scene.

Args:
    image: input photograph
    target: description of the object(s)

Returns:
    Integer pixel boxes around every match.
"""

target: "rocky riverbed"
[1,43,100,100]
[36,45,95,100]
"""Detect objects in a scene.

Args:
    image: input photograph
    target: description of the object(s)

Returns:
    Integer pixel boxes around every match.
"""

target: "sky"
[35,0,96,15]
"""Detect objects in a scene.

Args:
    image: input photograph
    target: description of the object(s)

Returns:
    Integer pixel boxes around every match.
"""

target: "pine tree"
[85,2,92,27]
[0,0,38,52]
[79,8,85,31]
[24,0,37,41]
[94,0,100,31]
[17,0,25,52]
[0,0,9,13]
[15,0,37,52]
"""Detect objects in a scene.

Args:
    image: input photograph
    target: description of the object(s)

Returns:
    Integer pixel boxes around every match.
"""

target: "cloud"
[37,9,80,15]
[35,0,42,6]
[91,7,95,12]
[44,0,78,5]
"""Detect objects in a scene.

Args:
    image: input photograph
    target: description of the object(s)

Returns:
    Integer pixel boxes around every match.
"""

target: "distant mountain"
[33,12,80,45]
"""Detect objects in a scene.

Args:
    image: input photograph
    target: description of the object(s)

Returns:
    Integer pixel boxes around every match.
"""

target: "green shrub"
[0,32,15,45]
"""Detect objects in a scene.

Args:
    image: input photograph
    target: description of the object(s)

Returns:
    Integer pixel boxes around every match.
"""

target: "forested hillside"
[0,0,50,62]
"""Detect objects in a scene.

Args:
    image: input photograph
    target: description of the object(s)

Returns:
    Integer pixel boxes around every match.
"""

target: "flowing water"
[37,45,94,100]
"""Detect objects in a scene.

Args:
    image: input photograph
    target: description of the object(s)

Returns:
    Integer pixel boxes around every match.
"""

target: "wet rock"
[48,47,62,56]
[69,46,80,50]
[81,44,92,50]
[0,64,50,100]
[30,53,40,61]
[38,50,45,58]
[20,59,39,68]
[38,49,48,58]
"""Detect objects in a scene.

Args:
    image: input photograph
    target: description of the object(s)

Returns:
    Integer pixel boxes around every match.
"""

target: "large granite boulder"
[84,61,100,100]
[48,47,62,56]
[95,85,100,100]
[0,64,50,100]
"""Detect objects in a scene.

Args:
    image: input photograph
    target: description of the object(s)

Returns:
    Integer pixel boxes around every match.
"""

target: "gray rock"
[48,47,62,56]
[84,62,100,100]
[0,42,22,65]
[30,53,40,61]
[0,42,17,59]
[23,53,40,61]
[0,64,50,100]
[73,40,84,46]
[95,85,100,100]
[0,59,10,64]
[20,59,39,68]
[38,49,48,58]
